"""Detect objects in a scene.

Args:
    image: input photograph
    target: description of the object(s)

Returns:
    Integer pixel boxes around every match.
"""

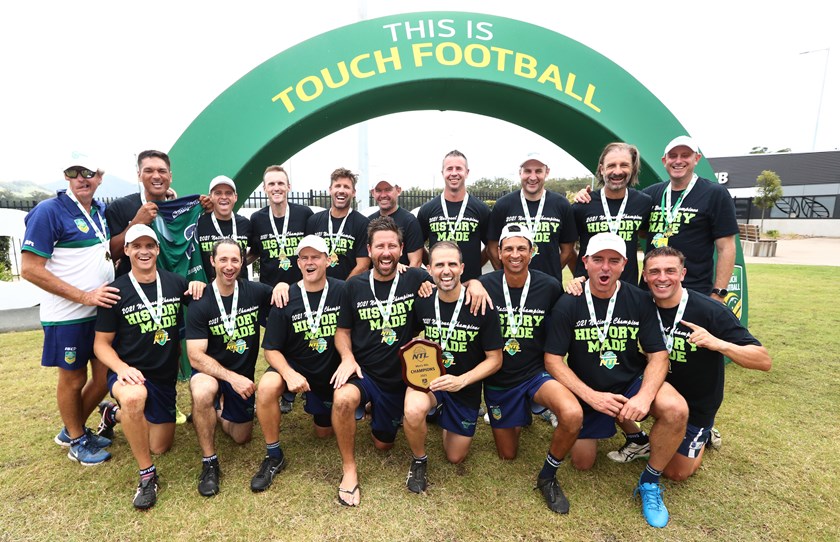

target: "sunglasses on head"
[64,167,99,179]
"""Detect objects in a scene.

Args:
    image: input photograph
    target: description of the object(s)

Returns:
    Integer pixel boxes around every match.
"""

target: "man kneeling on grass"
[403,241,503,494]
[94,225,205,510]
[544,232,687,528]
[185,238,286,497]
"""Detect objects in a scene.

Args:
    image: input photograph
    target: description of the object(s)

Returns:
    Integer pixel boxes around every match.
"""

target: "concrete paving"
[2,237,838,334]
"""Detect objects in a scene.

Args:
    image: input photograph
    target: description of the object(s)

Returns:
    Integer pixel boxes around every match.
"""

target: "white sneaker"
[607,440,651,463]
[708,427,722,450]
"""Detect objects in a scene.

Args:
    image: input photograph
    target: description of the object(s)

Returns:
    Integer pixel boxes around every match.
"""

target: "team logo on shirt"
[491,406,502,420]
[308,337,328,353]
[226,339,248,355]
[74,219,89,233]
[599,350,618,369]
[64,347,77,365]
[381,327,397,346]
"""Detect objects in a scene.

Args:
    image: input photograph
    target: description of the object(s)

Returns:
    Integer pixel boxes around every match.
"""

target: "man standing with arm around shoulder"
[22,154,118,464]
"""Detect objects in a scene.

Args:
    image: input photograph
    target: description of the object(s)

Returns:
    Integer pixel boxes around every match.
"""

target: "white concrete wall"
[749,219,840,237]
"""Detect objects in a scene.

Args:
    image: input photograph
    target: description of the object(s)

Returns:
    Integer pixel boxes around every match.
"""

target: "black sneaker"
[198,460,221,497]
[250,455,287,492]
[536,476,570,514]
[133,474,159,510]
[406,459,428,493]
[97,401,117,440]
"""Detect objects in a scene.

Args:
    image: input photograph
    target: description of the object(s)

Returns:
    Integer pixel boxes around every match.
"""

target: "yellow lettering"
[583,84,601,112]
[271,87,296,112]
[374,47,402,71]
[464,43,491,68]
[350,53,375,78]
[435,42,462,66]
[564,72,583,101]
[321,62,350,89]
[296,76,323,102]
[412,42,434,66]
[514,52,538,78]
[490,46,513,70]
[537,64,563,91]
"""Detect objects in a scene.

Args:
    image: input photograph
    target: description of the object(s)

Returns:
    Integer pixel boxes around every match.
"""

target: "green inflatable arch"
[169,11,748,321]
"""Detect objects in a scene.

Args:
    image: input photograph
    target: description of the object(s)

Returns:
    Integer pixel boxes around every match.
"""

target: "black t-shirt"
[249,203,314,287]
[95,269,190,382]
[105,193,142,276]
[262,278,344,396]
[488,190,577,278]
[479,269,562,388]
[337,268,431,392]
[185,279,273,378]
[643,177,738,293]
[416,291,503,408]
[306,210,369,280]
[572,188,652,283]
[657,290,761,427]
[417,195,490,282]
[367,206,423,266]
[195,213,252,281]
[545,282,665,409]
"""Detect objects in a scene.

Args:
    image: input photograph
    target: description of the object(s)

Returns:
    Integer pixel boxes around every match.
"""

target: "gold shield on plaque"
[399,338,445,392]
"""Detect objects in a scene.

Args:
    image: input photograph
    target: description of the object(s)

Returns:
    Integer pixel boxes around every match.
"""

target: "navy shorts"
[677,421,714,458]
[108,372,176,424]
[349,374,404,443]
[431,391,480,437]
[578,376,643,440]
[484,372,555,429]
[212,380,256,424]
[41,321,96,369]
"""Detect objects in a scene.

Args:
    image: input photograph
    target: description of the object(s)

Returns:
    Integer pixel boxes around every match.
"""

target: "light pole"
[800,48,830,151]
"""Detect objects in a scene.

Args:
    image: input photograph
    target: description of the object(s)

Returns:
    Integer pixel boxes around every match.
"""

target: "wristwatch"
[710,288,728,297]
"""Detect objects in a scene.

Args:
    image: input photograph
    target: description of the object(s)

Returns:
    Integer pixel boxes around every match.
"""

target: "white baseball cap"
[209,175,237,193]
[663,136,700,157]
[520,152,548,168]
[124,224,159,246]
[296,234,329,256]
[499,223,534,246]
[584,232,626,259]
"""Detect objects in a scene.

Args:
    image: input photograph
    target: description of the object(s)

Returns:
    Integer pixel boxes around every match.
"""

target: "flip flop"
[338,484,360,507]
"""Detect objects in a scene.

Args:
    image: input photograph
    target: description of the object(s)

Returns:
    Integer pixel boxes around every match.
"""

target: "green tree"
[468,177,516,191]
[754,170,783,234]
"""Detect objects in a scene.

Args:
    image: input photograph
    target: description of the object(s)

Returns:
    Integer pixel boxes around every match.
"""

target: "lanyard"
[584,280,620,351]
[520,190,546,238]
[66,190,109,257]
[502,271,531,338]
[212,281,240,337]
[129,272,163,329]
[327,212,350,255]
[440,193,469,238]
[434,286,466,353]
[301,280,329,337]
[655,288,689,353]
[211,213,238,240]
[269,203,290,254]
[601,189,628,236]
[369,271,400,328]
[660,174,698,231]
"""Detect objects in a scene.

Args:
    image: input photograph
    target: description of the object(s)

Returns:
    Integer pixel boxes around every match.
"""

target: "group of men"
[22,138,770,528]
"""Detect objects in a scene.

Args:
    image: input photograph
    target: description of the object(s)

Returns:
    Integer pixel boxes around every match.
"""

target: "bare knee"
[150,442,172,455]
[231,432,252,445]
[446,450,467,464]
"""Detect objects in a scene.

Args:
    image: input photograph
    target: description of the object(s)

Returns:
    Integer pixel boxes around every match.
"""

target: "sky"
[2,0,838,196]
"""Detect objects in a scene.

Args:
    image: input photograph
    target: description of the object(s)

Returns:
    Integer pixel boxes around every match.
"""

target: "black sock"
[626,431,649,445]
[639,463,662,485]
[139,464,156,481]
[266,441,284,461]
[539,452,563,480]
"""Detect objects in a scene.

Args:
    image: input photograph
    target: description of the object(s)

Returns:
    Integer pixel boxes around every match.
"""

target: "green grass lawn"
[1,264,838,541]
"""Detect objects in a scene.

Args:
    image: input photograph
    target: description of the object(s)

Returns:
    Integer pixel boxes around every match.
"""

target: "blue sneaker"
[68,437,111,466]
[635,482,669,528]
[55,427,112,449]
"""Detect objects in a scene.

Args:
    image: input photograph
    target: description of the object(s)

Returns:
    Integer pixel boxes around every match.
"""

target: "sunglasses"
[64,167,99,179]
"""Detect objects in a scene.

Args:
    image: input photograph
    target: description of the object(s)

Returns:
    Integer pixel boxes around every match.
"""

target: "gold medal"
[442,351,455,368]
[381,326,397,346]
[153,328,169,346]
[227,340,237,351]
[599,350,618,369]
[531,245,539,258]
[651,233,669,248]
[279,257,291,271]
[329,252,339,267]
[504,338,521,356]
